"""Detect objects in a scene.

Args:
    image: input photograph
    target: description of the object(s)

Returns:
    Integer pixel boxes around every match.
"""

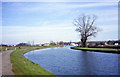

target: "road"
[0,50,14,76]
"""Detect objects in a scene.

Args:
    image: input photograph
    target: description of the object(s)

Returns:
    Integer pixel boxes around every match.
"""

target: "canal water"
[24,46,119,75]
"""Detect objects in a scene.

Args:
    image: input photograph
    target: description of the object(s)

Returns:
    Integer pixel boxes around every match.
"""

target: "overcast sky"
[2,1,118,45]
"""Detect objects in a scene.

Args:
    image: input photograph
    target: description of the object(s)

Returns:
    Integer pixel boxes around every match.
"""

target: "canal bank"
[71,46,120,54]
[10,46,59,76]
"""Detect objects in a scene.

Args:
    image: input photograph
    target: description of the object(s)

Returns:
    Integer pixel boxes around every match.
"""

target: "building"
[43,43,50,46]
[70,43,78,46]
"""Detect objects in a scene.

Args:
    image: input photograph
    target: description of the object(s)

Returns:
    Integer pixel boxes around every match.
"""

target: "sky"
[1,1,119,45]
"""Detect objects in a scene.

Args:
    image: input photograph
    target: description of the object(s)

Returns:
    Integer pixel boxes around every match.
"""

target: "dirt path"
[0,53,2,76]
[0,50,14,76]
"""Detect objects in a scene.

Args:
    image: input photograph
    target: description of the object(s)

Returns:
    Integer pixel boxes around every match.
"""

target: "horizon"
[2,40,119,45]
[2,2,118,45]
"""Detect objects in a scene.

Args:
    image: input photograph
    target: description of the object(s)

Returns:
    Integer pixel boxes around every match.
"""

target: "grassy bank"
[10,46,59,76]
[71,46,120,54]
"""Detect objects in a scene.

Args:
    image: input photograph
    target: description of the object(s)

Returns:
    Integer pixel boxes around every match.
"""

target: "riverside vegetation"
[71,46,120,54]
[2,46,62,76]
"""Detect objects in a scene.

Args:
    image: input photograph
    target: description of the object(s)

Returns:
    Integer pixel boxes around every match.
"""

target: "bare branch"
[73,14,100,47]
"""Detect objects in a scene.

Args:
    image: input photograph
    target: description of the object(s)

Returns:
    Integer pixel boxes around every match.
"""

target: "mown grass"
[10,46,60,76]
[1,46,19,51]
[71,46,120,53]
[1,45,64,51]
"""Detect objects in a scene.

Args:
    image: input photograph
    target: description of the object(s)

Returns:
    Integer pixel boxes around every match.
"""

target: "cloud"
[100,25,118,32]
[2,24,118,44]
[3,2,117,24]
[2,25,78,44]
[2,0,119,2]
[0,26,2,44]
[2,2,118,44]
[13,2,117,12]
[3,26,75,32]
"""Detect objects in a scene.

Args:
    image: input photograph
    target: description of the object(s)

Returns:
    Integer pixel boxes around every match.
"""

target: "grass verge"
[10,46,59,76]
[1,46,19,51]
[71,46,120,54]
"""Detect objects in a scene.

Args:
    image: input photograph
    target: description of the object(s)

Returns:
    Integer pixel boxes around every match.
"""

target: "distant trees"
[59,41,64,45]
[50,41,56,46]
[16,43,31,46]
[73,15,100,47]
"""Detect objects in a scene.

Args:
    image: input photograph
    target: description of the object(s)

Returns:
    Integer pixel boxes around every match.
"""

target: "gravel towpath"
[0,50,14,76]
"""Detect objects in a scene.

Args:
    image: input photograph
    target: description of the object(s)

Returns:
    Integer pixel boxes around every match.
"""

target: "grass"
[104,45,120,46]
[1,45,64,51]
[71,46,120,54]
[0,46,19,51]
[10,46,60,76]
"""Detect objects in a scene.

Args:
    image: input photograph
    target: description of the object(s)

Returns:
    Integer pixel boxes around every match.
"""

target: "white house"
[43,43,50,46]
[115,43,118,46]
[70,43,78,46]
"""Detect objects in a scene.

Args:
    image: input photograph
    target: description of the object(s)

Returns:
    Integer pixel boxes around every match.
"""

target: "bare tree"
[73,15,100,47]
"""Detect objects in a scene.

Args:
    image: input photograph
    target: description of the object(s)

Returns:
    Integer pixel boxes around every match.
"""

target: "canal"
[24,46,119,75]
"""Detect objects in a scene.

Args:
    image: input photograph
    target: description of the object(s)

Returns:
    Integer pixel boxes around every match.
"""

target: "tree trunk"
[81,38,87,47]
[83,40,86,47]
